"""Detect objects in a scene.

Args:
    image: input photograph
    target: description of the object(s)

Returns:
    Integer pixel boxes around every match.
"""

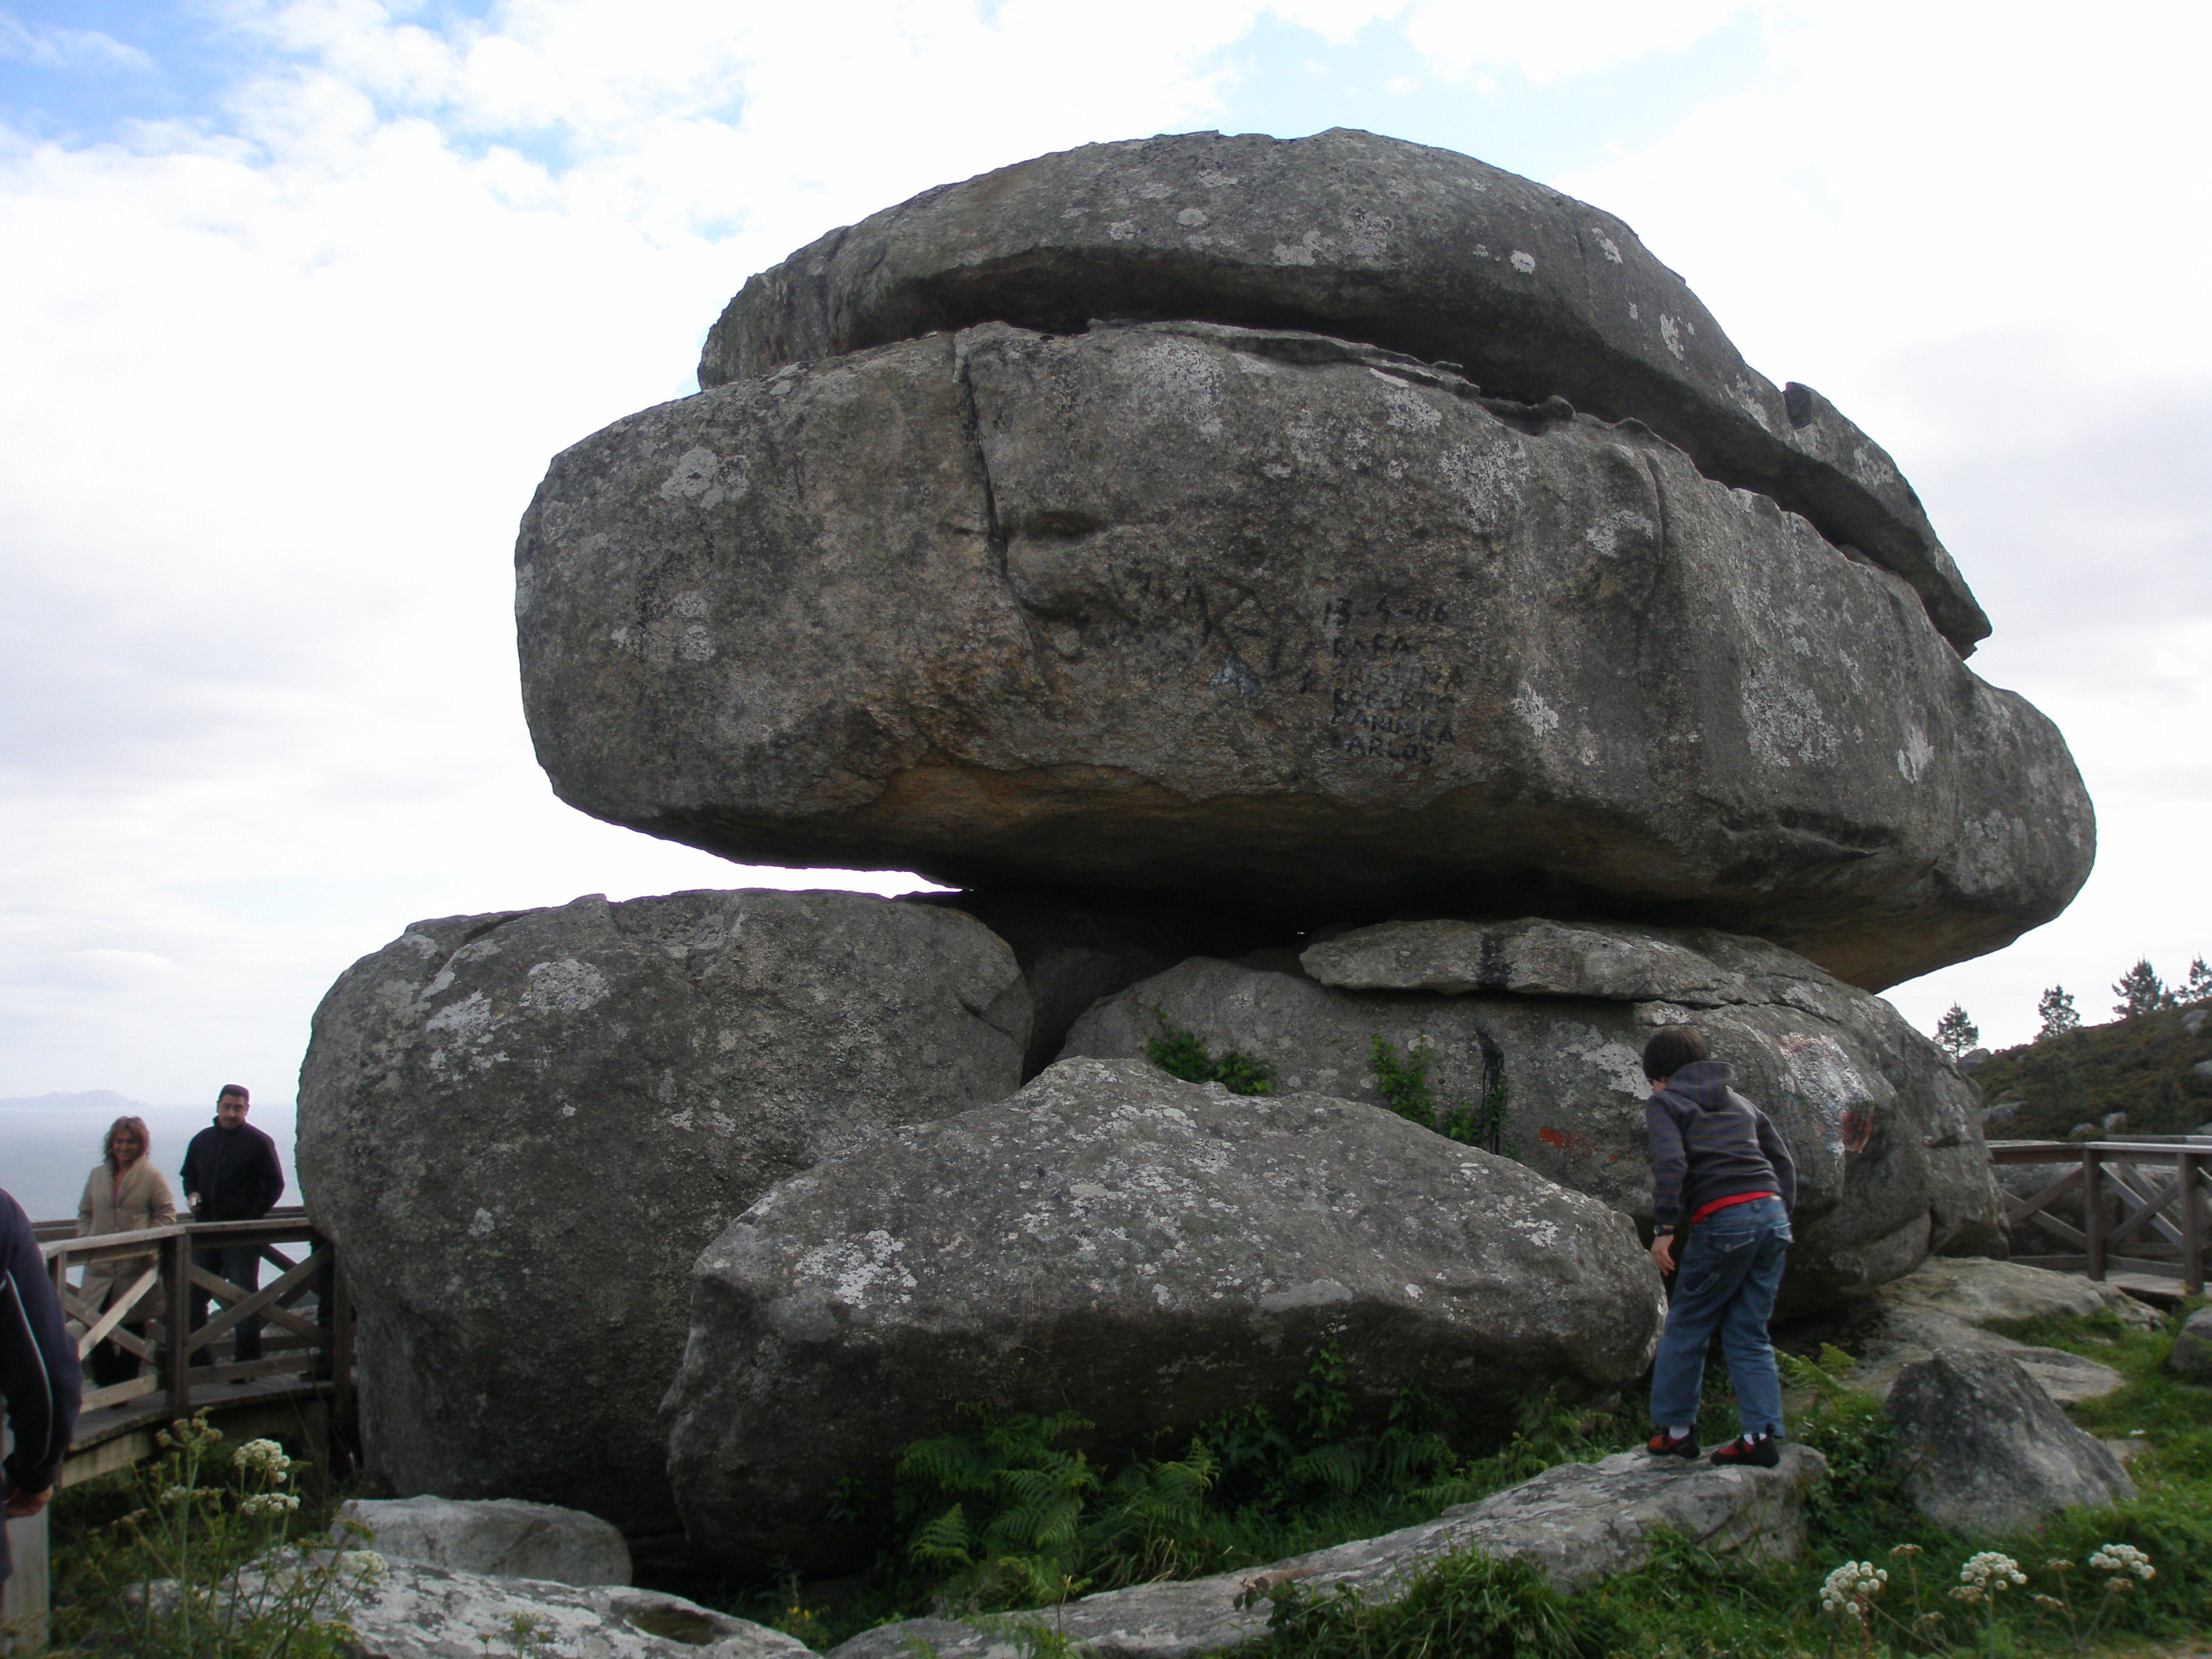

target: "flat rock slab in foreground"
[1886,1350,2134,1538]
[1063,928,2000,1312]
[702,127,1983,653]
[664,1057,1661,1570]
[521,321,2091,989]
[338,1496,631,1587]
[831,1445,1825,1659]
[297,888,1028,1530]
[338,1558,809,1659]
[1832,1256,2151,1404]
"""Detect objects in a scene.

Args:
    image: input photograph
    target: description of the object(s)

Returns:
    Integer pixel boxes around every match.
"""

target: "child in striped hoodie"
[1641,1025,1797,1467]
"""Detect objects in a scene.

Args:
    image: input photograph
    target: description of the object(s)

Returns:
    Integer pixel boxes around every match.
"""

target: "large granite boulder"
[518,321,2091,990]
[1060,921,2002,1312]
[297,888,1028,1532]
[700,129,1984,655]
[831,1444,1823,1659]
[1886,1350,2135,1537]
[662,1057,1662,1570]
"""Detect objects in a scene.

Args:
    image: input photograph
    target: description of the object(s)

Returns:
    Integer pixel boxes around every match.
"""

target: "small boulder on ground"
[663,1057,1662,1572]
[338,1496,631,1587]
[830,1445,1825,1659]
[337,1557,807,1659]
[2170,1305,2212,1381]
[1885,1350,2134,1537]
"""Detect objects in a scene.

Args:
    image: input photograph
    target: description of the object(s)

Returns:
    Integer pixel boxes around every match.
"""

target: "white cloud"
[1402,0,1754,82]
[0,15,155,73]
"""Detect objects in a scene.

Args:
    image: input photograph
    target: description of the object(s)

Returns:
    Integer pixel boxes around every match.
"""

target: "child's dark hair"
[1641,1025,1709,1081]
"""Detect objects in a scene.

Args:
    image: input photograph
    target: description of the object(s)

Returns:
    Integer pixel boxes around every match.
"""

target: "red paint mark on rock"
[1537,1125,1598,1155]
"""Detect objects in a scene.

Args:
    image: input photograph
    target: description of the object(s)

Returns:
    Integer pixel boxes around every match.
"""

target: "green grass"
[715,1304,2212,1658]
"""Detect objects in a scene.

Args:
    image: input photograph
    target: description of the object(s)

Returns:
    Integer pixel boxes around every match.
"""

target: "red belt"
[1688,1190,1779,1225]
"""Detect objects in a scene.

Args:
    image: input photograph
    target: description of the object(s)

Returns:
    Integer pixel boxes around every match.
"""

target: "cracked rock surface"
[519,320,2090,990]
[663,1057,1662,1570]
[830,1444,1825,1659]
[297,888,1028,1531]
[700,127,1981,654]
[333,1558,808,1659]
[1062,928,2000,1313]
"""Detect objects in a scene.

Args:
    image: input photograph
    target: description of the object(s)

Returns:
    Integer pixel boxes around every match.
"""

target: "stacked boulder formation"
[299,130,2093,1565]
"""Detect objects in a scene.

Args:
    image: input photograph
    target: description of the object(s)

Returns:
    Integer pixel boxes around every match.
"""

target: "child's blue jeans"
[1649,1196,1791,1438]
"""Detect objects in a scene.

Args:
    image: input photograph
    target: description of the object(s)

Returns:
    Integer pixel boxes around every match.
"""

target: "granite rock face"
[700,128,1983,654]
[297,888,1028,1531]
[332,1558,808,1659]
[1886,1350,2135,1537]
[830,1445,1823,1659]
[1061,927,2002,1312]
[663,1057,1661,1570]
[519,320,2091,990]
[907,887,1277,1079]
[339,1496,632,1586]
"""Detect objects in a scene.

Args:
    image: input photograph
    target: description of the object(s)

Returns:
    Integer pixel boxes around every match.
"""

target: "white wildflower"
[1958,1552,2026,1594]
[338,1549,389,1586]
[1819,1560,1887,1621]
[2088,1543,2154,1581]
[234,1438,295,1478]
[239,1492,301,1518]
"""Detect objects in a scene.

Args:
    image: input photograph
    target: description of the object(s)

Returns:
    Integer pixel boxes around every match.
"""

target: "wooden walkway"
[1989,1136,2210,1297]
[32,1207,354,1489]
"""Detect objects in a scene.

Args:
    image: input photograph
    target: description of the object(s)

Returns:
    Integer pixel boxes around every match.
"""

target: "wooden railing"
[1991,1138,2210,1294]
[38,1208,352,1423]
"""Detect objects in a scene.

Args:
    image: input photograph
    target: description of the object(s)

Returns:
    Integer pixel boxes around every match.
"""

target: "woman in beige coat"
[77,1115,178,1388]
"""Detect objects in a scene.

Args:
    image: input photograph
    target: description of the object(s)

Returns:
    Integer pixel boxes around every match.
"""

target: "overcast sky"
[2,0,2207,1107]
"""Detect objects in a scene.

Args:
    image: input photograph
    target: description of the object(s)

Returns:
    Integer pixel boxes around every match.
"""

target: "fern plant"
[1369,1036,1509,1152]
[1145,1008,1276,1095]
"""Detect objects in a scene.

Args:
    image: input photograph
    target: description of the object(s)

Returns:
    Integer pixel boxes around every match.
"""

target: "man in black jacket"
[179,1084,285,1369]
[2,1186,81,1580]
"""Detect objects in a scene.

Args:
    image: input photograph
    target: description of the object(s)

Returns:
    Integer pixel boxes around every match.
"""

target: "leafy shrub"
[1245,1549,1592,1659]
[1369,1036,1509,1154]
[1145,1011,1276,1096]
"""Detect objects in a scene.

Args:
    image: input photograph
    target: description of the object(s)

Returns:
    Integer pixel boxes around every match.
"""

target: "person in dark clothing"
[2,1187,81,1580]
[179,1084,285,1370]
[1640,1025,1798,1468]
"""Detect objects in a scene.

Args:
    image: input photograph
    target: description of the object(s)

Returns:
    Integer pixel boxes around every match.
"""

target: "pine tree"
[1934,1004,1979,1056]
[2111,958,2168,1020]
[2184,956,2212,1004]
[2036,985,2080,1039]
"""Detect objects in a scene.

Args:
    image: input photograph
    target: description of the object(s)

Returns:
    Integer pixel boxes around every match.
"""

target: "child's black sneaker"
[1709,1433,1780,1468]
[1645,1429,1699,1459]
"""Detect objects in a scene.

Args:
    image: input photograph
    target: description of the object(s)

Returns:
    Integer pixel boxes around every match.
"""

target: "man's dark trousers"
[189,1244,264,1366]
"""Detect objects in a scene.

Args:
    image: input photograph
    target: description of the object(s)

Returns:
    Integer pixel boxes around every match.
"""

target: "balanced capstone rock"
[701,127,1983,655]
[662,1057,1663,1572]
[297,887,1028,1532]
[518,320,2091,990]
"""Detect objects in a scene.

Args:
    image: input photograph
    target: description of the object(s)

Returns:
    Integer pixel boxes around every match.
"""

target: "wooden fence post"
[2083,1148,2106,1281]
[2182,1151,2206,1296]
[166,1228,193,1420]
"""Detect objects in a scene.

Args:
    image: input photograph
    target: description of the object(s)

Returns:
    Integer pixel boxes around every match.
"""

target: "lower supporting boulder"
[829,1445,1825,1659]
[663,1057,1663,1572]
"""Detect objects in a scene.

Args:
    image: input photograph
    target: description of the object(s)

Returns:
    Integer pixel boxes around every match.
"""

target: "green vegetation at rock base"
[1145,1011,1276,1096]
[720,1302,2211,1659]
